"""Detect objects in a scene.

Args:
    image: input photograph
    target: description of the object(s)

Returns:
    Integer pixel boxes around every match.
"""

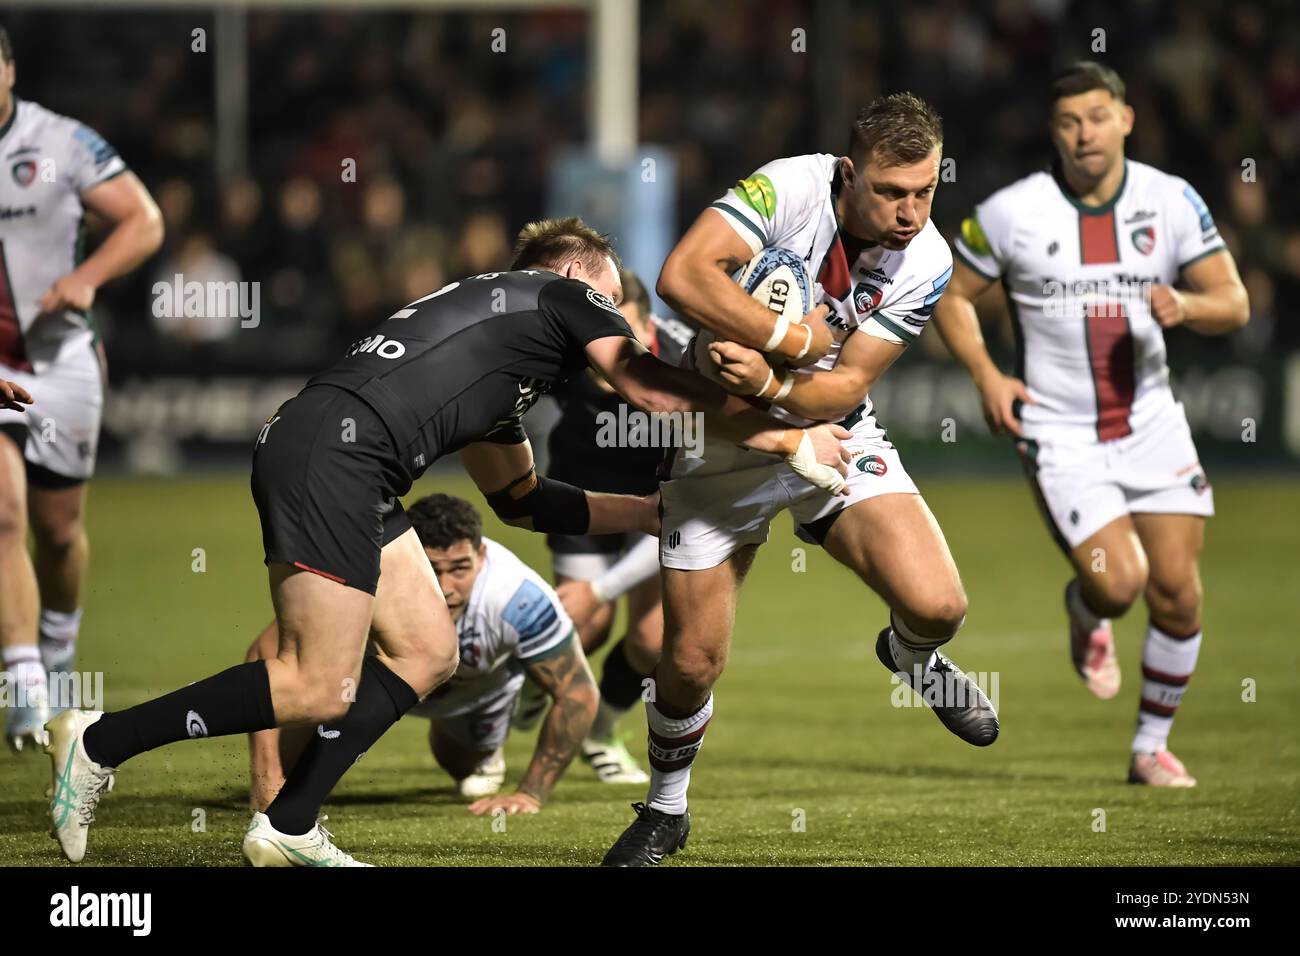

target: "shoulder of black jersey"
[539,275,625,318]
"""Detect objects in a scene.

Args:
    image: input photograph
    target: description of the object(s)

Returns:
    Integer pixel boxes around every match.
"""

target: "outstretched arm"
[466,637,598,815]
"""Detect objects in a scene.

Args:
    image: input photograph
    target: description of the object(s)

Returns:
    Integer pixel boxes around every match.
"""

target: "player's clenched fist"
[1149,284,1187,329]
[974,370,1033,437]
[708,339,773,395]
[0,378,33,412]
[468,791,542,816]
[39,274,97,316]
[789,303,833,367]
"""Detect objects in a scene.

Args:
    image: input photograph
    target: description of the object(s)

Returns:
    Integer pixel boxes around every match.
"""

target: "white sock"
[887,615,941,678]
[39,607,82,673]
[644,694,713,816]
[590,697,628,743]
[1133,621,1202,753]
[1067,579,1107,631]
[2,645,48,706]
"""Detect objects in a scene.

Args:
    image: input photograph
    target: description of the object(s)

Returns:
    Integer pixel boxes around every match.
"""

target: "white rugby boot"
[242,812,373,867]
[45,709,116,863]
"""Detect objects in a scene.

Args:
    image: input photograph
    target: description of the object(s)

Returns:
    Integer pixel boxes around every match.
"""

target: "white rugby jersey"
[0,97,127,370]
[708,152,954,433]
[414,538,573,719]
[954,160,1226,443]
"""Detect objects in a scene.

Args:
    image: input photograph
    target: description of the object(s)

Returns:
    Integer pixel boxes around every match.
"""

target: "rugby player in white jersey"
[602,94,1000,866]
[934,62,1248,788]
[245,494,598,833]
[0,27,164,750]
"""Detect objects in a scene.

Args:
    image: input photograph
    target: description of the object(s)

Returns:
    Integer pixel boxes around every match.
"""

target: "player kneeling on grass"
[246,494,597,825]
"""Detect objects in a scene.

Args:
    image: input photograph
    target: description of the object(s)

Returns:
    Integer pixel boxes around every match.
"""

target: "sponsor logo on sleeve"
[586,288,622,315]
[733,173,777,219]
[1182,184,1215,233]
[960,215,992,257]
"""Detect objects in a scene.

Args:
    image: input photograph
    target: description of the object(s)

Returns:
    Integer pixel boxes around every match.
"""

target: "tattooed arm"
[467,634,598,815]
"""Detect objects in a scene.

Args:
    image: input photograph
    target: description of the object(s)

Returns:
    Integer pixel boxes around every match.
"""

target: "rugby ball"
[691,247,814,383]
[737,247,814,335]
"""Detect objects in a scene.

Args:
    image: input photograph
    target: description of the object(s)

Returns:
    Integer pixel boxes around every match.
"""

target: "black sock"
[83,661,275,768]
[600,638,648,710]
[266,656,418,836]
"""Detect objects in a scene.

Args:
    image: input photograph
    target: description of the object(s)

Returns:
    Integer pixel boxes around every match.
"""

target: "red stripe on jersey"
[1079,210,1119,264]
[1085,304,1135,441]
[816,235,852,301]
[0,242,32,373]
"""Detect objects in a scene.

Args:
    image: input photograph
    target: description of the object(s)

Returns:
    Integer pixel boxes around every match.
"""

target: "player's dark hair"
[0,27,12,64]
[619,268,651,318]
[849,93,943,168]
[407,494,483,551]
[1050,61,1126,106]
[510,216,622,276]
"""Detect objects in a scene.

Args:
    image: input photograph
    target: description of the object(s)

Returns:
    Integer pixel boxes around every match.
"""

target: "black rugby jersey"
[547,313,693,495]
[307,270,635,480]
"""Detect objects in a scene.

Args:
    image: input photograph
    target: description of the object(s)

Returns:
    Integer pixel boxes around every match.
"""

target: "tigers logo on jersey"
[856,454,888,476]
[852,281,883,315]
[733,174,777,219]
[1131,226,1156,256]
[11,160,36,188]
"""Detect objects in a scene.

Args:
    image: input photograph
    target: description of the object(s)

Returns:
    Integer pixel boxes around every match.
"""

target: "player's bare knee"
[666,646,723,698]
[1146,573,1201,629]
[906,587,969,638]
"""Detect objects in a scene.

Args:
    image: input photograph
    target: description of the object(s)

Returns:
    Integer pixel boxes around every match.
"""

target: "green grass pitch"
[2,472,1297,866]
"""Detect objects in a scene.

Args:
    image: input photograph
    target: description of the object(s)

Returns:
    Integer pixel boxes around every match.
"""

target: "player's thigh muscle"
[660,545,756,695]
[368,526,457,696]
[266,563,374,722]
[0,430,28,537]
[821,493,966,633]
[1068,515,1149,610]
[1132,513,1204,626]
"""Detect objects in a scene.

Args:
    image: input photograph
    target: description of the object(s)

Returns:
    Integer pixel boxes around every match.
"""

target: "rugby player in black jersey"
[43,217,849,866]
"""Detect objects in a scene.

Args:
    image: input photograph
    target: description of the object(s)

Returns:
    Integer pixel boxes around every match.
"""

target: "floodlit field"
[2,473,1297,866]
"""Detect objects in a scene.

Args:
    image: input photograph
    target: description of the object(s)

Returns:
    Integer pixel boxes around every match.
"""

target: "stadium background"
[1,0,1297,866]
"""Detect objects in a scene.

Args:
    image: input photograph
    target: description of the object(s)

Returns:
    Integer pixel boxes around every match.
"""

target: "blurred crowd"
[4,0,1298,373]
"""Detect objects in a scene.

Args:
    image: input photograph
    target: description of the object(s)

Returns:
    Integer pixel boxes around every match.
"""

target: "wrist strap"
[763,313,790,352]
[793,323,813,360]
[773,372,794,400]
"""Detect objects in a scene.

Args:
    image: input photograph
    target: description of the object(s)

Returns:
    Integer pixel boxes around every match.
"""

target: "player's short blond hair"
[510,216,621,276]
[849,93,944,168]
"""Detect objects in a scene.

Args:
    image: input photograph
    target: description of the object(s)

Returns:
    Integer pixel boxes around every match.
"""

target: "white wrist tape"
[756,367,775,398]
[773,372,794,400]
[786,431,847,495]
[793,323,813,360]
[763,313,790,352]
